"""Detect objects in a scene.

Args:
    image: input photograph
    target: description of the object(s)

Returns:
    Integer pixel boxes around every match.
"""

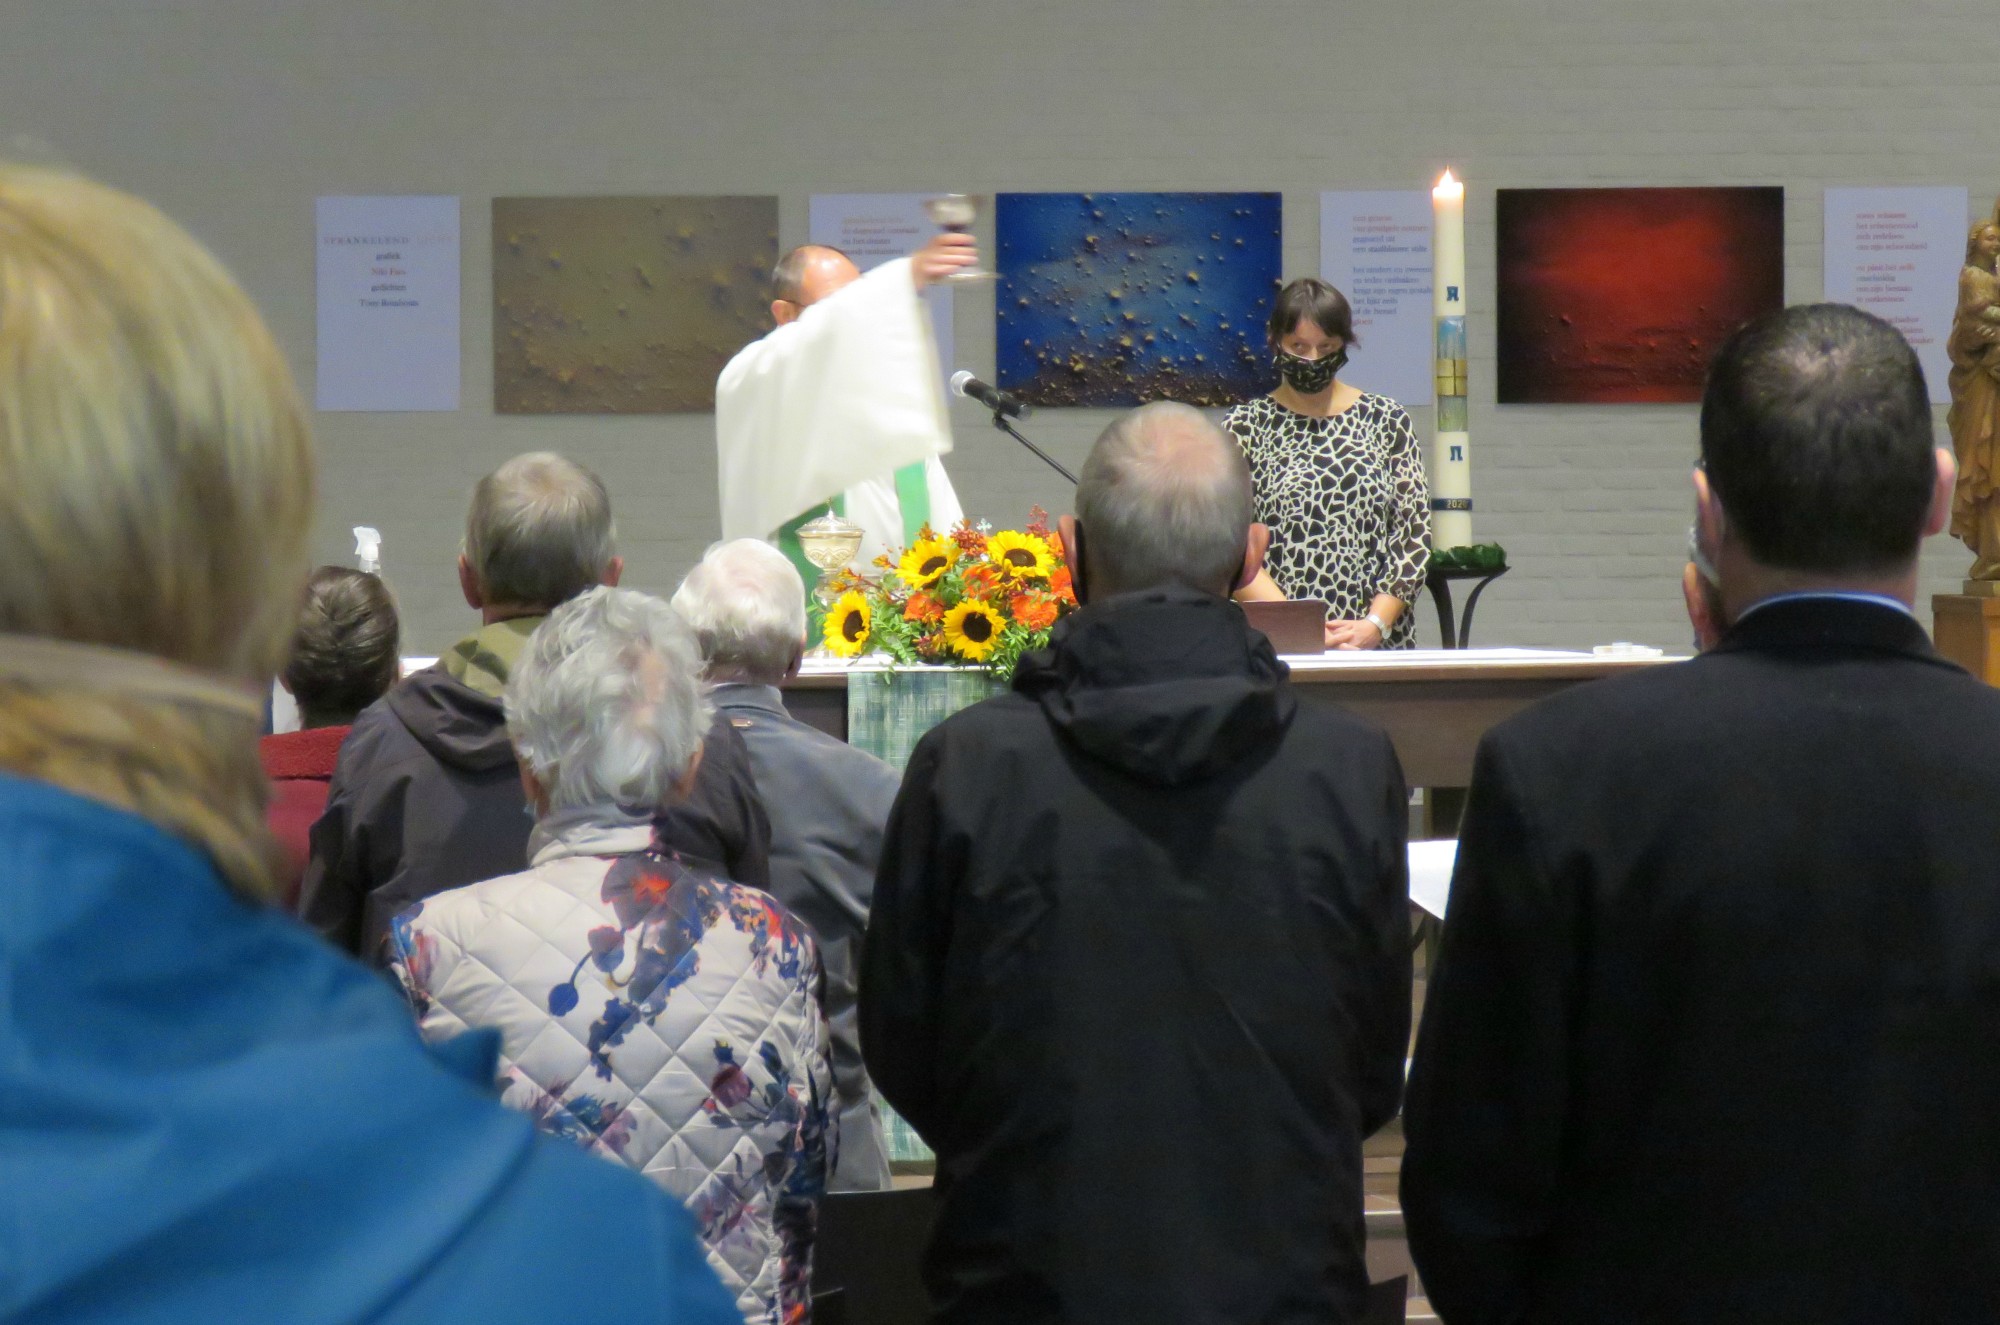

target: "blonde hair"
[0,165,314,898]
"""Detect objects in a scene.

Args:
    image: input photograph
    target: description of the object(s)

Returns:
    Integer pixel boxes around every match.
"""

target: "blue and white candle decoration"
[1431,169,1472,550]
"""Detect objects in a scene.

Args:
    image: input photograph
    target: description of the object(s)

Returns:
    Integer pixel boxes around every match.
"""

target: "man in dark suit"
[1401,303,2000,1324]
[862,402,1412,1324]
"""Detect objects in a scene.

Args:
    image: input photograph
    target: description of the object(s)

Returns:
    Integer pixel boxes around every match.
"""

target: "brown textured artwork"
[492,195,777,413]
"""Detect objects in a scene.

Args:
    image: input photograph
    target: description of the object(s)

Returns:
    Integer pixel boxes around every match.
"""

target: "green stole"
[775,463,932,630]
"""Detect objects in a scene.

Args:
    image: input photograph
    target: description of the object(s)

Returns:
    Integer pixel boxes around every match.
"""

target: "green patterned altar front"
[844,666,1007,1166]
[845,667,1008,772]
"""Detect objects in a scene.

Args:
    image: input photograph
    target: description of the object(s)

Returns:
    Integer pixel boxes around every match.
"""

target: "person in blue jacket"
[0,163,740,1325]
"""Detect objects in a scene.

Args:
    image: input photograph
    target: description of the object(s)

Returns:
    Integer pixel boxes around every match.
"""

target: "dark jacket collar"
[1713,594,1940,664]
[709,682,789,717]
[1012,586,1295,786]
[384,665,515,773]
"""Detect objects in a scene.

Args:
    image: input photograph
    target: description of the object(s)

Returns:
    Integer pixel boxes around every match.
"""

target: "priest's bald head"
[1061,401,1272,602]
[770,244,860,325]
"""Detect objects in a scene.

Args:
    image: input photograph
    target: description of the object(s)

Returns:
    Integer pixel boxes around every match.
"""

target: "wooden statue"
[1949,220,2000,584]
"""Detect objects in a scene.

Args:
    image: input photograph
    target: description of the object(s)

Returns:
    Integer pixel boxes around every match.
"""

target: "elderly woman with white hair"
[389,585,833,1325]
[0,166,737,1321]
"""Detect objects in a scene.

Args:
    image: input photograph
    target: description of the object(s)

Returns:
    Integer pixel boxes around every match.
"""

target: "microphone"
[950,370,1031,420]
[952,370,1076,484]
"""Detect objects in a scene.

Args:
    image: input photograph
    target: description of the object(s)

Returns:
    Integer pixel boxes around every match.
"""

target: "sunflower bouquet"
[821,507,1079,680]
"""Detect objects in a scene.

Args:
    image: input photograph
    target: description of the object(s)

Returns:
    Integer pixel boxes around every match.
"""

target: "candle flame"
[1433,168,1464,201]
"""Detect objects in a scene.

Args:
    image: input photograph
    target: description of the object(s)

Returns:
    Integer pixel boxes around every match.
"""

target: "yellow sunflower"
[985,530,1055,582]
[941,599,1002,661]
[823,590,872,657]
[897,536,959,589]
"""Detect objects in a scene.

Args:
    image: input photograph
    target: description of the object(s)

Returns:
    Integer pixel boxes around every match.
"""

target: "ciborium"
[795,509,865,613]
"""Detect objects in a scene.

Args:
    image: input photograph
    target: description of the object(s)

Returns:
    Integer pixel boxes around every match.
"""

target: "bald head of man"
[770,244,862,325]
[1062,401,1271,601]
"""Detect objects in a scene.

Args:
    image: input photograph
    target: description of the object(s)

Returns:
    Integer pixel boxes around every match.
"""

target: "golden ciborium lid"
[795,510,864,570]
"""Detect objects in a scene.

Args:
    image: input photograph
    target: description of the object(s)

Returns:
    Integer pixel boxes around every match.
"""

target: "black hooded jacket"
[299,664,770,964]
[859,586,1413,1325]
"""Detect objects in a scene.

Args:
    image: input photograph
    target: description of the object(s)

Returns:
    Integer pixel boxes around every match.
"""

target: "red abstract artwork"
[1496,187,1784,404]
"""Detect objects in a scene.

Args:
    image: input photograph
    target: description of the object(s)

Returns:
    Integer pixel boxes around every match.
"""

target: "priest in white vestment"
[715,236,975,589]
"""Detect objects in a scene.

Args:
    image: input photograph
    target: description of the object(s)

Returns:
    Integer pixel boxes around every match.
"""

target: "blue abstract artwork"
[996,192,1283,407]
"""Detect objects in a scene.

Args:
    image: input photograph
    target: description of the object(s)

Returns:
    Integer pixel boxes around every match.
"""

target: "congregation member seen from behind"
[388,586,833,1325]
[300,452,771,961]
[674,537,902,1192]
[860,402,1414,1324]
[0,164,736,1323]
[259,565,399,905]
[1403,304,2000,1324]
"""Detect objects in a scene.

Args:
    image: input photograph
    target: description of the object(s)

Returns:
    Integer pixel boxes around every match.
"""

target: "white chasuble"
[715,257,962,569]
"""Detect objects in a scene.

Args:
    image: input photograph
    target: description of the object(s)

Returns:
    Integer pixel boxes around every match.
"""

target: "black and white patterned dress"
[1223,393,1432,649]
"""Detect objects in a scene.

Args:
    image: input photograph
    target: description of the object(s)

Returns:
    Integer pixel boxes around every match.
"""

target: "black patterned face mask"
[1275,347,1347,393]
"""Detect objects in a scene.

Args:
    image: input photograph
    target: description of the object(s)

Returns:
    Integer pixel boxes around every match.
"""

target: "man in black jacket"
[1402,304,1999,1324]
[860,402,1412,1324]
[299,452,769,962]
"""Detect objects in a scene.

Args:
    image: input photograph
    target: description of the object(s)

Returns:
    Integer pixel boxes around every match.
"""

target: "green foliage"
[981,623,1053,682]
[1428,543,1508,572]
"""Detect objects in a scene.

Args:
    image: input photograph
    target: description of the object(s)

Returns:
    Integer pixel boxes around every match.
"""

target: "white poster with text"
[1320,191,1434,408]
[808,193,954,387]
[316,195,460,411]
[1824,186,1967,405]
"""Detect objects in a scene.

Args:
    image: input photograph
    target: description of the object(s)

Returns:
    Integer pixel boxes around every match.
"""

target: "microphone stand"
[990,410,1077,485]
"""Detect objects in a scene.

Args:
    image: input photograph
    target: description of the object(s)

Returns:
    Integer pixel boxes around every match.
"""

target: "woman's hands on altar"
[912,232,979,288]
[1326,618,1384,650]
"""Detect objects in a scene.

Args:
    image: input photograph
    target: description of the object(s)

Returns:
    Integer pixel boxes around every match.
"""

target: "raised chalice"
[923,193,996,284]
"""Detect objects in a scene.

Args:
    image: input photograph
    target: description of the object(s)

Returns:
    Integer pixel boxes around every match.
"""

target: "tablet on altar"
[1241,600,1328,655]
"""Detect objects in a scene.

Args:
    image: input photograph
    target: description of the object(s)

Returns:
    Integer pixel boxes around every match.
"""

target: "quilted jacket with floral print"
[389,809,834,1325]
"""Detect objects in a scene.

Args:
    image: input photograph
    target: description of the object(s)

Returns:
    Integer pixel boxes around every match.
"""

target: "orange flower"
[1011,593,1058,632]
[904,591,945,624]
[1049,565,1076,604]
[951,522,988,558]
[1045,528,1064,560]
[962,563,1004,597]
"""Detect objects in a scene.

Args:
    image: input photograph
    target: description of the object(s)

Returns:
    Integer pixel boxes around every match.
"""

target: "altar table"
[781,647,1680,792]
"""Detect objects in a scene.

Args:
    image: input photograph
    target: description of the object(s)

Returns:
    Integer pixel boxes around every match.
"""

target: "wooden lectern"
[1933,591,2000,685]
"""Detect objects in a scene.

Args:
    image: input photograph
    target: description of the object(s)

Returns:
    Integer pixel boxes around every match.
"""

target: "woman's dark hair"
[1267,278,1359,349]
[283,566,400,727]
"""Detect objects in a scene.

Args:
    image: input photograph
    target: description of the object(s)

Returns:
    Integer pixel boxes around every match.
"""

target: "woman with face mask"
[1227,278,1432,649]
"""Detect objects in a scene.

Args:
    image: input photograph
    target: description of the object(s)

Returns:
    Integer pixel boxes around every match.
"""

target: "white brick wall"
[5,1,1996,651]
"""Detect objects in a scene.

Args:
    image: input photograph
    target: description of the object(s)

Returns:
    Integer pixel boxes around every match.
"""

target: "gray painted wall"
[5,1,1994,652]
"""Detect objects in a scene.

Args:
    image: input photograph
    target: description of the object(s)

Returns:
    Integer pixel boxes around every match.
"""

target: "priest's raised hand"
[717,234,970,590]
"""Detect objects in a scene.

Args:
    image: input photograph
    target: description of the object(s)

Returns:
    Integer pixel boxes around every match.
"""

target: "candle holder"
[923,194,997,284]
[1424,546,1509,649]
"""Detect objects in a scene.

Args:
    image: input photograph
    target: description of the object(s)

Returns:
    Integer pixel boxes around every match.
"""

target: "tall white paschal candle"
[1431,169,1472,550]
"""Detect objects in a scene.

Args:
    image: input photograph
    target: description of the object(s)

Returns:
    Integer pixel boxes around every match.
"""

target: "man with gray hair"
[303,452,770,962]
[388,587,833,1325]
[674,537,901,1192]
[861,402,1413,1323]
